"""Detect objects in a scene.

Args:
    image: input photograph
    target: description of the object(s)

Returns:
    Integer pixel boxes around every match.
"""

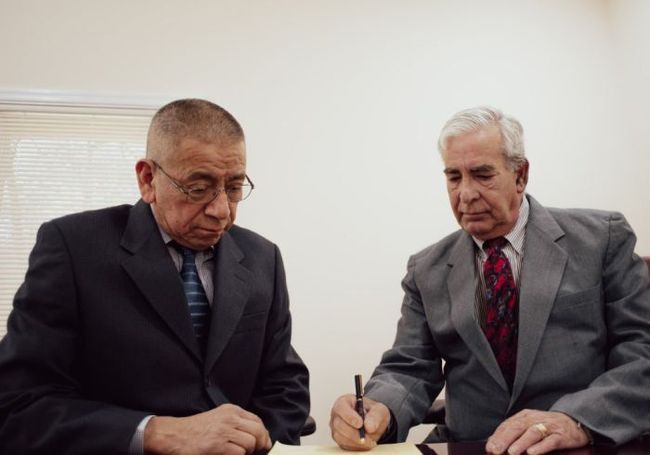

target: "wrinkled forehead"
[442,126,503,160]
[444,124,501,148]
[158,134,246,164]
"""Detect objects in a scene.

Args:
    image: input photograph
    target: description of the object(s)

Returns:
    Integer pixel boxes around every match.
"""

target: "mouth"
[197,227,224,236]
[462,212,488,221]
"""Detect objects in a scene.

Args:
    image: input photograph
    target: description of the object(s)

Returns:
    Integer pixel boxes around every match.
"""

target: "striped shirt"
[472,196,529,330]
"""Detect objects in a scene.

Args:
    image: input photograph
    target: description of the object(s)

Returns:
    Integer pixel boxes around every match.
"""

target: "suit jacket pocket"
[543,283,606,376]
[234,310,268,334]
[554,284,602,310]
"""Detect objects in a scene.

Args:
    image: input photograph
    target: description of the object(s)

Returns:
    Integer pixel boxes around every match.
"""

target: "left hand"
[485,409,590,455]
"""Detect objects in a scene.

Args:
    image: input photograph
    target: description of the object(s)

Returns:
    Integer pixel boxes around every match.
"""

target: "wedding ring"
[533,422,550,438]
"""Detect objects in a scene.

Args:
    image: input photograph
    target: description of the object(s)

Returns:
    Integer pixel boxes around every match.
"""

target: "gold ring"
[533,423,549,438]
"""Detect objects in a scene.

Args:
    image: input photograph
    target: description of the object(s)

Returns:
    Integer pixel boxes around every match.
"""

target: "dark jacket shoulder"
[48,204,134,236]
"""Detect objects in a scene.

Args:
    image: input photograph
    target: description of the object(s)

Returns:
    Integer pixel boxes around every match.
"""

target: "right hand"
[144,403,272,455]
[330,394,391,451]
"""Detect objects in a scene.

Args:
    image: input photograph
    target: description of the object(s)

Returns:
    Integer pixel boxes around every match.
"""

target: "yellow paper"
[269,442,421,454]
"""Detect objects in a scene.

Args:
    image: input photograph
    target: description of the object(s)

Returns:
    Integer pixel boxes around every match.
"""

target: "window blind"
[0,103,155,336]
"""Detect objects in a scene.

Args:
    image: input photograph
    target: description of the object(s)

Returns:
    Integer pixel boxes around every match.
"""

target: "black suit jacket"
[0,200,310,454]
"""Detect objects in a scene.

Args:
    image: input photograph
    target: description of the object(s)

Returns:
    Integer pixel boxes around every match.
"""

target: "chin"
[463,224,492,239]
[462,222,484,233]
[201,237,221,248]
[187,236,220,250]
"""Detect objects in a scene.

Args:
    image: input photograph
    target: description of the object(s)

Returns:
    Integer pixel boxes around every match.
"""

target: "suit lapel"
[509,196,567,407]
[120,200,201,361]
[204,232,252,374]
[448,233,509,392]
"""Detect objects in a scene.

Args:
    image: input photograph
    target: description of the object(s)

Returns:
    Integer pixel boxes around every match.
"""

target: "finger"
[233,416,271,450]
[364,412,390,436]
[223,441,247,455]
[225,428,258,453]
[335,433,375,451]
[525,434,563,455]
[525,418,589,455]
[505,424,548,455]
[332,395,364,429]
[486,420,529,454]
[220,405,270,450]
[331,413,377,451]
[331,414,366,444]
[260,429,272,450]
[332,424,376,452]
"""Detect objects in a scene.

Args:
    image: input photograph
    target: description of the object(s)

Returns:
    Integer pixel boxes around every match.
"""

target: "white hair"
[437,106,526,170]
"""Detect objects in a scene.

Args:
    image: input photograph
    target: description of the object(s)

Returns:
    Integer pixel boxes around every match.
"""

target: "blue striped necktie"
[178,247,211,349]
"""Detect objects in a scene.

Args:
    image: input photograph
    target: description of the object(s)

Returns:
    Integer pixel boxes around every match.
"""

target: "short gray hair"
[437,106,526,170]
[147,98,244,162]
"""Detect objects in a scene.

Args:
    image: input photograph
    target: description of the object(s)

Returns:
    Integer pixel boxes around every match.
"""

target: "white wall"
[1,0,648,444]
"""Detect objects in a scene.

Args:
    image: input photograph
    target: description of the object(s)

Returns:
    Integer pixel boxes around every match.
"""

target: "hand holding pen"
[328,383,392,450]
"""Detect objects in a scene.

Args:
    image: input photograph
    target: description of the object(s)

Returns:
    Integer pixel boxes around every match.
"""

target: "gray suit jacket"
[365,195,650,444]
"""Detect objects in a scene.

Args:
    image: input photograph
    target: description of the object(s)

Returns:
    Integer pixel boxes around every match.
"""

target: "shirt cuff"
[576,421,595,445]
[129,415,154,454]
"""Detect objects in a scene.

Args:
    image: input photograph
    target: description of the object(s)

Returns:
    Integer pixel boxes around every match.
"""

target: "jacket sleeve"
[550,213,650,444]
[0,221,148,455]
[364,255,445,442]
[247,245,310,444]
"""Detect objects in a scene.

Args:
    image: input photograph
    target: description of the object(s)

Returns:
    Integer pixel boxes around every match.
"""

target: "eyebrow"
[184,172,246,183]
[469,165,496,173]
[226,173,246,182]
[443,165,496,175]
[185,171,215,182]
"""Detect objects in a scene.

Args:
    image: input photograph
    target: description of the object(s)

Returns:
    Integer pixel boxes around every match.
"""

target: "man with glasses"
[0,99,310,454]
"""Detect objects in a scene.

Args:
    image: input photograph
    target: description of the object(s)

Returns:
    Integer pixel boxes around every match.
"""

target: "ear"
[515,159,529,193]
[136,159,156,203]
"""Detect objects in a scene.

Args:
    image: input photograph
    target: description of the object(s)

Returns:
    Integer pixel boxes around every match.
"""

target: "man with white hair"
[330,106,650,454]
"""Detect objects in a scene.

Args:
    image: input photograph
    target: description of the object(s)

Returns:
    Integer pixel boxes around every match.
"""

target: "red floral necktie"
[482,237,518,388]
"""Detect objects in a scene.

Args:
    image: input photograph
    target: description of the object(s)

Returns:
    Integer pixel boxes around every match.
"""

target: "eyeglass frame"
[151,160,254,204]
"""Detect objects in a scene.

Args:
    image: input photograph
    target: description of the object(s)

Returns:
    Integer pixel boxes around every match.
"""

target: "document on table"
[269,442,421,454]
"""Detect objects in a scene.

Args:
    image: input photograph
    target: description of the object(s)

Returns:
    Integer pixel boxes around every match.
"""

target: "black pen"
[354,374,366,442]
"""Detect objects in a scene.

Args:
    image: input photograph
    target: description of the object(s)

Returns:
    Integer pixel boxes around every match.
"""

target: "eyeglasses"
[152,160,254,204]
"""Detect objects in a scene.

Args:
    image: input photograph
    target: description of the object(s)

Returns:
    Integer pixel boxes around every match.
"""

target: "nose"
[203,190,231,220]
[458,179,480,205]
